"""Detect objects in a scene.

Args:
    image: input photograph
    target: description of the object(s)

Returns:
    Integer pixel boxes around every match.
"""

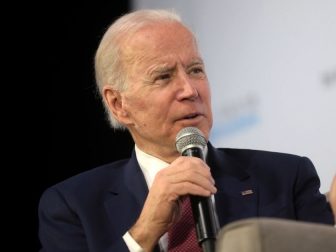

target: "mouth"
[178,112,203,121]
[184,113,200,119]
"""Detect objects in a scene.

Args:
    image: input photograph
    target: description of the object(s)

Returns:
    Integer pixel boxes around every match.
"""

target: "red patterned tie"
[167,197,202,252]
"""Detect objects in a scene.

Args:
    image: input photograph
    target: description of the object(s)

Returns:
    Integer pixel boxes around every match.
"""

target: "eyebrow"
[188,58,204,66]
[187,60,204,70]
[150,64,176,77]
[149,58,204,76]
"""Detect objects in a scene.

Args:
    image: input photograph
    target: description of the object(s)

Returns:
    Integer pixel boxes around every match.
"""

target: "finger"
[154,167,216,197]
[167,157,214,178]
[168,169,216,192]
[173,181,216,197]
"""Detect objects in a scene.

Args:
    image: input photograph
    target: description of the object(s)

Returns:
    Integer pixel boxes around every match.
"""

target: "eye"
[189,66,206,78]
[157,73,171,80]
[191,67,203,74]
[154,73,172,85]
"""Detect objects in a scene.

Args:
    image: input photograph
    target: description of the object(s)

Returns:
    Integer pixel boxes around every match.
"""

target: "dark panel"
[35,2,131,251]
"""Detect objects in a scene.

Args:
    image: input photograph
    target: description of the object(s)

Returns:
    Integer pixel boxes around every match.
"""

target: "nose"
[176,72,199,101]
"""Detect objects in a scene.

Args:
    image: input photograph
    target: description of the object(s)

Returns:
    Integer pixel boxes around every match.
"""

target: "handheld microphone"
[175,127,219,252]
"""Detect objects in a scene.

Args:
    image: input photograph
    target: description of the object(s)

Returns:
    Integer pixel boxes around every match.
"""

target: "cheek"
[122,97,148,125]
[125,95,164,123]
[124,91,147,110]
[200,84,212,106]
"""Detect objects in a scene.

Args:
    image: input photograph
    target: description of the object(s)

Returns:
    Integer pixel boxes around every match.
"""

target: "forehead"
[122,22,200,68]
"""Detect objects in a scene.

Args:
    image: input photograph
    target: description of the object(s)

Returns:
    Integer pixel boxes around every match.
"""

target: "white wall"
[132,0,336,192]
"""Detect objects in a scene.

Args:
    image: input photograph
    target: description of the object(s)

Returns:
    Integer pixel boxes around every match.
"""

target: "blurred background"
[133,0,336,193]
[41,1,335,251]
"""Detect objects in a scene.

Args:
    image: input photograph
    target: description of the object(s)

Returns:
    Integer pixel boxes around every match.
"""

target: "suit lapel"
[124,150,149,206]
[207,143,258,226]
[103,150,162,252]
[104,150,149,236]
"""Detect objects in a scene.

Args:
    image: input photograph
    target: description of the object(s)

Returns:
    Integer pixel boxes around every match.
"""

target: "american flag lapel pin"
[241,189,253,196]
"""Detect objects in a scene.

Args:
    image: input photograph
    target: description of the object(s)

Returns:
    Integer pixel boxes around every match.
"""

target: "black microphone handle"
[182,147,218,252]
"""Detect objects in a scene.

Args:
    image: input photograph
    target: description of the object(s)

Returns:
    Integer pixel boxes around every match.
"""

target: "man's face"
[118,22,213,161]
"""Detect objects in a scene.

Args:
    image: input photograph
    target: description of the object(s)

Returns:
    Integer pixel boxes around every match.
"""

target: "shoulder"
[217,147,308,164]
[215,147,315,176]
[213,147,321,194]
[39,158,131,206]
[217,147,301,160]
[59,158,130,189]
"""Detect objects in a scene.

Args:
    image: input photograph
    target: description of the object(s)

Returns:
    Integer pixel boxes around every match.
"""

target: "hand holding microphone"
[175,127,219,252]
[130,127,218,251]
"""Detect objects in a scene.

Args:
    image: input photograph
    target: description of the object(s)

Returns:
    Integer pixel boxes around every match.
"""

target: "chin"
[196,122,212,140]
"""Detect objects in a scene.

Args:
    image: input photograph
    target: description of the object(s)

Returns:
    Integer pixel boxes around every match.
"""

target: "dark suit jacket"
[38,143,334,252]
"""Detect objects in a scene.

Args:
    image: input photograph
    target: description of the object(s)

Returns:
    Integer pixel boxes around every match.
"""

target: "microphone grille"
[175,127,207,154]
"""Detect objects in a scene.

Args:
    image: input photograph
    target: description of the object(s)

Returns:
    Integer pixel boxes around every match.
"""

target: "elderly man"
[39,9,334,252]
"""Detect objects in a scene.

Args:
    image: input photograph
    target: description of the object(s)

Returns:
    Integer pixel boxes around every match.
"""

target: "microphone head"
[175,127,207,154]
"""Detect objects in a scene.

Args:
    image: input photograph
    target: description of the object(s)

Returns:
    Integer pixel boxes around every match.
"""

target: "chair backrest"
[216,217,336,252]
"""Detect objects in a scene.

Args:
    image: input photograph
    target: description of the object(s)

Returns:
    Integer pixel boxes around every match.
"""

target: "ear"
[102,86,132,125]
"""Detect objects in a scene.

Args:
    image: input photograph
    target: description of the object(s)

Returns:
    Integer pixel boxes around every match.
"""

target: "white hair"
[94,9,183,129]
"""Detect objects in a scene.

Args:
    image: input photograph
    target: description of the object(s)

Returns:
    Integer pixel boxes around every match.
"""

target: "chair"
[215,217,336,252]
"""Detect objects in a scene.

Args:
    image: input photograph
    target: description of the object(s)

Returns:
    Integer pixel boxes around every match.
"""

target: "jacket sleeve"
[294,156,334,225]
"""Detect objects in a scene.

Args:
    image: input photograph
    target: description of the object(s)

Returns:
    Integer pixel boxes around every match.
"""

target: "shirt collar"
[134,144,208,189]
[134,145,169,188]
